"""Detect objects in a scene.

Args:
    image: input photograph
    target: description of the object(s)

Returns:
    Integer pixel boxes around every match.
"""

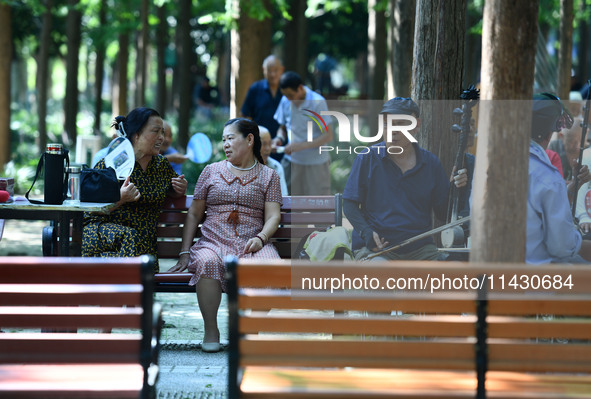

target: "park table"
[0,197,116,256]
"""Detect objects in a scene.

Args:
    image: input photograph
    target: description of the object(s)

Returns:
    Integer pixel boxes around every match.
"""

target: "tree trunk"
[177,0,192,148]
[156,4,167,118]
[557,0,573,100]
[411,0,437,146]
[470,0,539,263]
[411,0,466,176]
[64,0,82,146]
[37,0,53,154]
[135,0,149,107]
[368,0,387,100]
[217,33,231,108]
[113,32,129,117]
[231,0,272,118]
[0,4,11,171]
[283,0,308,79]
[432,0,466,177]
[94,0,106,135]
[389,0,415,98]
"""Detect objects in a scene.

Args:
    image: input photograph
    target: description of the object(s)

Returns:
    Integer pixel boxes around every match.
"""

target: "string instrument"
[441,85,479,248]
[571,79,591,220]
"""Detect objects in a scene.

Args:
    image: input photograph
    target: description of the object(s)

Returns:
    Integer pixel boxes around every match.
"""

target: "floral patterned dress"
[82,155,177,272]
[187,160,282,292]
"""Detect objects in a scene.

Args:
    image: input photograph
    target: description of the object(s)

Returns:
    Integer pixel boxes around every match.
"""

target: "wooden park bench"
[226,258,591,398]
[0,256,162,399]
[153,194,343,292]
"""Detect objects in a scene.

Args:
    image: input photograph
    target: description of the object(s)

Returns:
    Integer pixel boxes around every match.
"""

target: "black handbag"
[80,167,121,203]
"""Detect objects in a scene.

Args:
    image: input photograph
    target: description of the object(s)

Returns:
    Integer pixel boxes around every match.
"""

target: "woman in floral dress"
[168,118,282,352]
[83,107,188,272]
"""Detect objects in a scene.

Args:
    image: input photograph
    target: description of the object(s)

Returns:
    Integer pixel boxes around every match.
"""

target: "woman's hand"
[244,237,264,254]
[168,253,190,272]
[171,174,188,196]
[119,176,141,203]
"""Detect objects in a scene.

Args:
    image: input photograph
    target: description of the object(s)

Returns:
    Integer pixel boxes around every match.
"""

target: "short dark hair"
[531,93,572,142]
[112,107,161,142]
[279,71,302,91]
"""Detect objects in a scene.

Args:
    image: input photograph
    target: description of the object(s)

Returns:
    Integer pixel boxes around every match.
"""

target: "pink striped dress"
[187,160,282,291]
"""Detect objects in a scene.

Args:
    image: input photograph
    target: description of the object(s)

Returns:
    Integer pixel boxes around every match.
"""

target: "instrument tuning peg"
[453,108,463,115]
[451,124,462,133]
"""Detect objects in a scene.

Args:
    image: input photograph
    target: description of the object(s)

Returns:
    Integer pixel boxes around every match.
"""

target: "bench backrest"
[157,194,342,259]
[0,256,159,372]
[226,259,591,397]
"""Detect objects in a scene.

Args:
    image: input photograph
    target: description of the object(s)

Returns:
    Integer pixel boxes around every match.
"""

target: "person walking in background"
[167,118,282,353]
[273,71,333,195]
[160,121,188,175]
[240,55,285,144]
[83,107,188,272]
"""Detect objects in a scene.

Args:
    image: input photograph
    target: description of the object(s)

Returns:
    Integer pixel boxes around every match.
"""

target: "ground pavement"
[0,220,230,399]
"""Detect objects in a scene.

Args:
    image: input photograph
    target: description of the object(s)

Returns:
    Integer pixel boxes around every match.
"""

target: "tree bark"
[470,0,539,263]
[0,4,11,172]
[463,3,481,88]
[389,0,415,98]
[135,0,149,107]
[231,0,272,118]
[283,0,307,79]
[411,0,466,176]
[177,0,192,148]
[368,0,387,100]
[93,0,106,135]
[113,32,129,118]
[64,0,82,146]
[558,0,573,100]
[37,0,53,154]
[156,4,167,117]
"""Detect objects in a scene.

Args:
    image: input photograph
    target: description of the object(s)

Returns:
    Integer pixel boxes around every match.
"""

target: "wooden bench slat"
[239,368,591,399]
[240,313,476,336]
[0,364,143,398]
[487,316,591,339]
[0,334,143,363]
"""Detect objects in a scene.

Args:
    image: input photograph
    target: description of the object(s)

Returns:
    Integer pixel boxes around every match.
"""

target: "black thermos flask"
[44,143,68,205]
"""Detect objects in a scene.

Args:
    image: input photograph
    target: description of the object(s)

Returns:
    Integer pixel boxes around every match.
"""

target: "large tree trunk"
[113,32,129,117]
[64,0,82,146]
[388,0,415,98]
[411,0,437,147]
[135,0,149,107]
[283,0,307,79]
[557,0,573,100]
[470,0,539,263]
[411,0,466,176]
[37,0,53,154]
[231,0,272,118]
[156,4,167,117]
[432,0,466,177]
[93,0,106,135]
[0,4,11,171]
[177,0,192,148]
[368,0,387,100]
[217,33,231,109]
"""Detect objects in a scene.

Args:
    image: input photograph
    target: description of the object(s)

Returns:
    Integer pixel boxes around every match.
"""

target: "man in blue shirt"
[343,97,456,261]
[240,55,284,140]
[527,93,591,263]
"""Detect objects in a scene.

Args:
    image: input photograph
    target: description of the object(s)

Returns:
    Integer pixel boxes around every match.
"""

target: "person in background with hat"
[527,93,591,263]
[343,97,467,261]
